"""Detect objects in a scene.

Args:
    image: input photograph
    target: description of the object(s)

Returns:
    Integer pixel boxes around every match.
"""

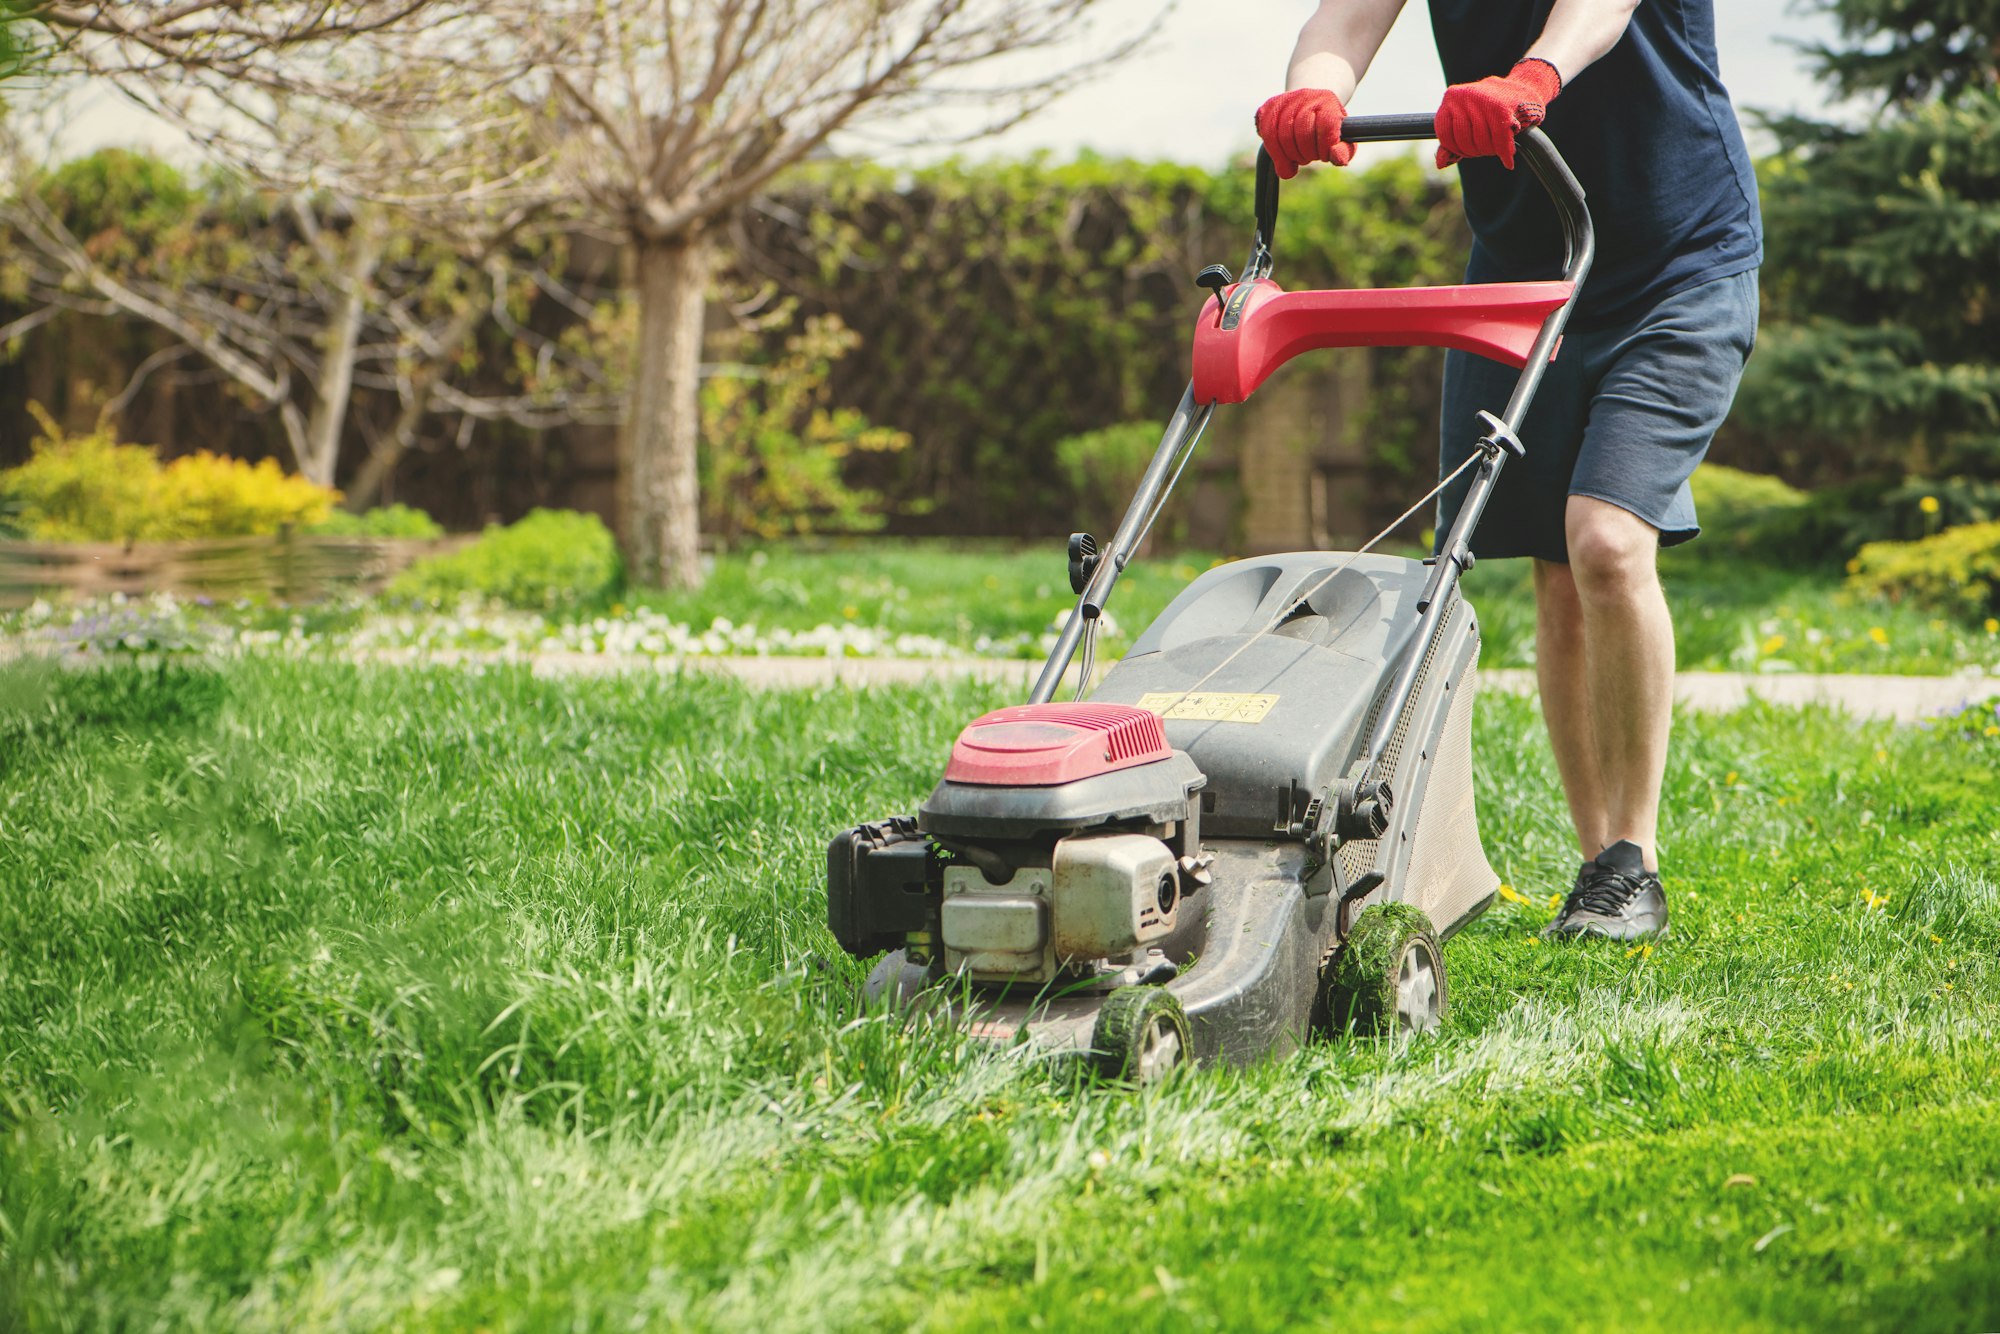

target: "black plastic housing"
[827,817,937,957]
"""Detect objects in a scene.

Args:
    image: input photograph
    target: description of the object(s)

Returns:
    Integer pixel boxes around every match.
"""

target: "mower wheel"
[1316,902,1447,1037]
[1089,985,1191,1085]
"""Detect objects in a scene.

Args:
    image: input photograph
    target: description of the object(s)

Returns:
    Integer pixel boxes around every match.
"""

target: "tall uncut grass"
[1,659,1996,1331]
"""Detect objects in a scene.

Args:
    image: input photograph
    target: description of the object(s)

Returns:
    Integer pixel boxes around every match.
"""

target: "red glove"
[1435,58,1563,171]
[1255,88,1355,180]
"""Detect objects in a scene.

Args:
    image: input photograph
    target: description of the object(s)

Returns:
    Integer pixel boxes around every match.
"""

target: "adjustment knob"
[1067,532,1101,595]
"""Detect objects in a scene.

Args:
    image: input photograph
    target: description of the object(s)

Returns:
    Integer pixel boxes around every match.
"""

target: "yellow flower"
[1932,934,1944,944]
[1626,943,1654,959]
[1919,494,1941,515]
[1760,634,1786,654]
[1986,725,2000,738]
[1846,558,1862,575]
[841,604,859,619]
[1725,771,1739,786]
[1874,748,1890,763]
[1861,889,1890,912]
[1868,626,1889,645]
[1497,882,1532,906]
[1546,892,1564,910]
[1986,618,1999,635]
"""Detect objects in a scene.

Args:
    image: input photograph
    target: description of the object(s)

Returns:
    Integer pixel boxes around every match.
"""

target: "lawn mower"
[826,115,1594,1081]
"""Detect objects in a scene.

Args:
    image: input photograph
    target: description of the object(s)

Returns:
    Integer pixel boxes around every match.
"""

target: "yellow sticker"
[1137,691,1280,723]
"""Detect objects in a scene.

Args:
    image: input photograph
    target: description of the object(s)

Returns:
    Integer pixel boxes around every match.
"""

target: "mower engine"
[828,703,1207,988]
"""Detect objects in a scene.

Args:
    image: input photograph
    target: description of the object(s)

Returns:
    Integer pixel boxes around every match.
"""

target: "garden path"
[363,649,2000,723]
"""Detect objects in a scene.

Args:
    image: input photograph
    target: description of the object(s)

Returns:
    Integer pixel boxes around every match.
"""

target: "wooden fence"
[0,534,471,608]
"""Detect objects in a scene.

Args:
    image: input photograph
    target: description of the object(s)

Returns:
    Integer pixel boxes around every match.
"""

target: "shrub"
[1846,521,2000,618]
[1688,463,1806,533]
[0,407,338,541]
[1686,463,1810,560]
[1740,476,2000,569]
[148,452,336,539]
[699,316,909,543]
[310,504,446,539]
[2,406,162,542]
[1055,420,1192,547]
[1056,422,1159,515]
[386,509,621,610]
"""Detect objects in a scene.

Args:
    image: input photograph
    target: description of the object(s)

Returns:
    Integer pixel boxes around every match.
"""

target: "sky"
[963,0,1842,163]
[50,0,1841,168]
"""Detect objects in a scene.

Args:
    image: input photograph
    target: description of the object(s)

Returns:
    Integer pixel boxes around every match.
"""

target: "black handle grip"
[1339,113,1438,142]
[1254,149,1281,257]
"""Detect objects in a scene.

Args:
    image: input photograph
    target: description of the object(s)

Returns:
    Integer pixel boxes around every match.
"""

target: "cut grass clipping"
[1,659,1997,1331]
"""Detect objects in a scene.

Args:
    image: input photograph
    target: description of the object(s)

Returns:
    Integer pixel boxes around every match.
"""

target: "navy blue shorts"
[1435,268,1759,564]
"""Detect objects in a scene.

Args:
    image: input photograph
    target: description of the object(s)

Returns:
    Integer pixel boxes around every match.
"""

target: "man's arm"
[1433,0,1642,168]
[1521,0,1642,85]
[1285,0,1410,100]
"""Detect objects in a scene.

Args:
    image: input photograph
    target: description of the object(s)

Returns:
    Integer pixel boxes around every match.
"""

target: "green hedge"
[737,153,1466,535]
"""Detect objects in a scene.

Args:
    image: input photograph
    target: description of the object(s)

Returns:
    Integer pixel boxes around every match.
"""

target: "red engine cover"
[943,702,1173,786]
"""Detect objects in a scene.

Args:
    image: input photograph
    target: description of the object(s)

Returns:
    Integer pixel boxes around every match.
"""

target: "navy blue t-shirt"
[1427,0,1762,323]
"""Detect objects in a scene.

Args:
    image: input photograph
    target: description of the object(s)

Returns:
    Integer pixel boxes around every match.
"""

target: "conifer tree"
[1737,1,2000,478]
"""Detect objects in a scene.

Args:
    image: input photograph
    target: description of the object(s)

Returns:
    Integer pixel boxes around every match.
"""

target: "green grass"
[630,541,1219,655]
[2,659,1998,1331]
[1467,543,2000,676]
[636,539,2000,673]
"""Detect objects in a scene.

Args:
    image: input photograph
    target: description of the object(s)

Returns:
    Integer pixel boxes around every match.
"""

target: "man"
[1257,0,1761,940]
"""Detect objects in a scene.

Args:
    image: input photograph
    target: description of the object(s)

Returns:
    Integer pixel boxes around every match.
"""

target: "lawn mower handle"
[1253,118,1592,290]
[1030,121,1594,709]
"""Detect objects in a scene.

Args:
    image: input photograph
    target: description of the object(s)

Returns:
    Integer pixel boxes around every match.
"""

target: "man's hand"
[1255,88,1355,179]
[1434,58,1564,171]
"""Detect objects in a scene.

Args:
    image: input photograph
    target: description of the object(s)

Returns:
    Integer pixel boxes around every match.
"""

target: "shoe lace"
[1566,864,1645,918]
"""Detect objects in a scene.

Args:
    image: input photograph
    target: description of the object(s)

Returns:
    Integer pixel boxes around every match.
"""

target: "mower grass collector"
[828,115,1595,1083]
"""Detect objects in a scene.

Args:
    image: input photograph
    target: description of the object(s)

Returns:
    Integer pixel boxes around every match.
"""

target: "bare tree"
[451,0,1155,587]
[21,0,1156,580]
[18,2,438,79]
[7,5,588,498]
[0,139,619,494]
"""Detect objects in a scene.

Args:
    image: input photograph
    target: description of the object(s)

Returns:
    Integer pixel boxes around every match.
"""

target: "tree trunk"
[301,209,387,489]
[623,230,709,588]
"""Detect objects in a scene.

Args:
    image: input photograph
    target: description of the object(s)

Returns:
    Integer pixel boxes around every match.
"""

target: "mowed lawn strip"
[0,659,1995,1332]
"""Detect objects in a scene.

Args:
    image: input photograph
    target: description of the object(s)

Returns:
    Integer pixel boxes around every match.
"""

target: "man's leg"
[1532,558,1610,860]
[1552,495,1676,870]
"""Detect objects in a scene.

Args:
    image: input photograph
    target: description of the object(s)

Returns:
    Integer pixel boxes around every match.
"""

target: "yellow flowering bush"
[147,451,335,539]
[1,406,162,542]
[0,408,337,541]
[1846,520,2000,618]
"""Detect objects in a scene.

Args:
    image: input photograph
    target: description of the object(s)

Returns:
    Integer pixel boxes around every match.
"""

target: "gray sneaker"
[1542,839,1669,941]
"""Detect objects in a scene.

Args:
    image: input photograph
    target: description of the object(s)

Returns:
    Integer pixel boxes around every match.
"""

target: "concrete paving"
[373,650,2000,724]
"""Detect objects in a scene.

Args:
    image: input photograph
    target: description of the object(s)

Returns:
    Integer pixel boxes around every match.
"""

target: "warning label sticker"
[1137,691,1280,723]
